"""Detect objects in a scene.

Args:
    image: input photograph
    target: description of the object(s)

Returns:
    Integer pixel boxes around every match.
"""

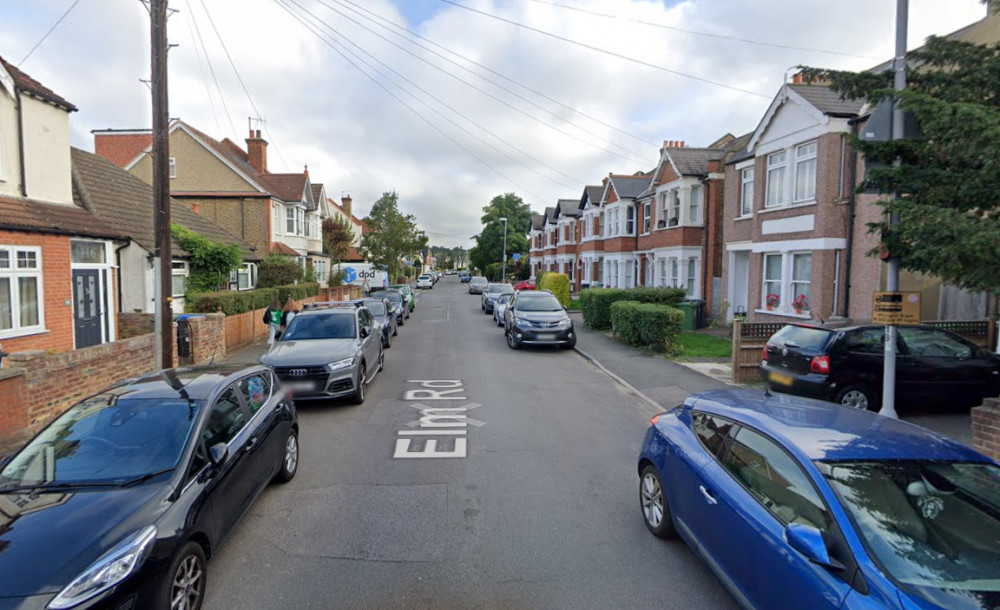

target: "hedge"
[186,282,322,315]
[539,272,570,307]
[579,286,687,330]
[609,300,683,352]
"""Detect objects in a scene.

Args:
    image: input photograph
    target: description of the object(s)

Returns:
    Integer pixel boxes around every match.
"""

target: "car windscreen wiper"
[116,468,176,488]
[0,481,121,494]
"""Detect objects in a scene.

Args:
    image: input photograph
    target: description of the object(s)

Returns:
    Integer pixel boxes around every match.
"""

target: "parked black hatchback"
[503,290,576,350]
[0,364,298,610]
[761,323,1000,412]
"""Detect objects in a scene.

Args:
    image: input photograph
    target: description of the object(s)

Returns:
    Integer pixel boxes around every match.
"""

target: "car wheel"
[506,327,521,350]
[351,364,367,405]
[392,325,398,336]
[378,348,385,373]
[559,334,577,350]
[155,540,206,610]
[398,316,404,327]
[835,385,877,411]
[276,430,298,483]
[640,465,676,538]
[384,333,391,349]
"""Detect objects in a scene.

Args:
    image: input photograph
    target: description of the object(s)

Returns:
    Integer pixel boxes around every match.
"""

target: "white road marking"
[394,380,481,459]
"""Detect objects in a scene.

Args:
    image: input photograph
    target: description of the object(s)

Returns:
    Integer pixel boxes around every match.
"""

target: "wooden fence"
[730,318,996,384]
[223,286,361,351]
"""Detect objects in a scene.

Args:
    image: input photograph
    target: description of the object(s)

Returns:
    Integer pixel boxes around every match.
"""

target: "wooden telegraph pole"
[151,0,173,369]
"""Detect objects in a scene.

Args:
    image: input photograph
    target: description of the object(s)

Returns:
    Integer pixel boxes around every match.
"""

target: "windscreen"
[516,295,563,312]
[366,302,386,316]
[372,291,402,304]
[283,313,356,340]
[770,325,833,351]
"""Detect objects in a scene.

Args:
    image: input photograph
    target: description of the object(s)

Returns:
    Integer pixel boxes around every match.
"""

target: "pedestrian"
[363,277,371,297]
[281,296,298,336]
[264,296,283,345]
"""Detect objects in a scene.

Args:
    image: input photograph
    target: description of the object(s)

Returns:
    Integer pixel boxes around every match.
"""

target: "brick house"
[542,207,557,273]
[577,185,605,289]
[600,173,650,289]
[528,212,544,279]
[0,56,125,354]
[327,194,367,264]
[554,198,581,284]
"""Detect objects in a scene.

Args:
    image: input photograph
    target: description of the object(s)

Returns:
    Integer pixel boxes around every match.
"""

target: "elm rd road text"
[393,380,484,459]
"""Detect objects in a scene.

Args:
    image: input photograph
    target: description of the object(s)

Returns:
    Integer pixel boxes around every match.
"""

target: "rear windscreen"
[770,325,833,351]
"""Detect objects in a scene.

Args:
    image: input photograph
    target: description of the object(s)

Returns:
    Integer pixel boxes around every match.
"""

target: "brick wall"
[0,231,74,354]
[118,313,155,339]
[972,398,1000,461]
[184,313,226,365]
[0,369,29,451]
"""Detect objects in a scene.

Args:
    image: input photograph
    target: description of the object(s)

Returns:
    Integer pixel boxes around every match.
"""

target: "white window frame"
[229,262,257,291]
[169,157,177,179]
[0,114,6,181]
[689,186,701,225]
[658,259,667,287]
[626,206,635,236]
[658,192,669,229]
[642,202,651,234]
[793,141,817,203]
[686,258,697,296]
[762,253,783,309]
[669,191,680,227]
[286,207,295,234]
[273,204,281,236]
[765,151,787,208]
[790,252,812,312]
[670,258,679,288]
[171,260,188,298]
[740,167,754,217]
[0,245,44,337]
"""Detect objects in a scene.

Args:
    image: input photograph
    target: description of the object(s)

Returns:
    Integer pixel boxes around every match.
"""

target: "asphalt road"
[204,278,735,610]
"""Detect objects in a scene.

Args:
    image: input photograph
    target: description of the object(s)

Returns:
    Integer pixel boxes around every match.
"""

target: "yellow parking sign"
[872,291,921,325]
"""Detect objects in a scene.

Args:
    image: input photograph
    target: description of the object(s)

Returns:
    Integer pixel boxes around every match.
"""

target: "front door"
[73,269,102,348]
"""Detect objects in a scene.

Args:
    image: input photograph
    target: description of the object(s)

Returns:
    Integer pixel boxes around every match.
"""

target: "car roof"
[103,364,268,401]
[686,389,991,463]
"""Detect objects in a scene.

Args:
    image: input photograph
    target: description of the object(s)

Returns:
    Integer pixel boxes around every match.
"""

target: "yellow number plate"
[769,372,793,386]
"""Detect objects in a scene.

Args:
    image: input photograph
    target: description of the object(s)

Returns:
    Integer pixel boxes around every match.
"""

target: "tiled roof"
[788,84,864,117]
[0,194,123,240]
[261,173,307,203]
[668,148,727,176]
[343,247,365,261]
[608,174,651,200]
[71,148,259,260]
[0,55,76,111]
[555,198,582,218]
[530,213,544,230]
[92,130,152,168]
[270,242,300,256]
[544,206,557,225]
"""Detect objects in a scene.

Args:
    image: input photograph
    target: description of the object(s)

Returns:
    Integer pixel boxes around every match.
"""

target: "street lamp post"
[499,217,508,282]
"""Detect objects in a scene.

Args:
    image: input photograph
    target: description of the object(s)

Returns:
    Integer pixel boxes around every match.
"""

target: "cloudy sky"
[0,0,989,247]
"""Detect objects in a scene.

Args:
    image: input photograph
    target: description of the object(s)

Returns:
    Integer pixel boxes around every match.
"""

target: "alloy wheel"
[641,472,663,529]
[284,434,298,475]
[170,554,204,610]
[841,390,869,410]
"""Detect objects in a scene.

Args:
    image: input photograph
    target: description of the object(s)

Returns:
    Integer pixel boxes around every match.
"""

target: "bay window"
[669,191,680,226]
[791,253,812,311]
[626,206,635,235]
[686,258,697,296]
[658,260,667,287]
[689,186,701,225]
[794,141,817,202]
[670,258,679,287]
[658,193,668,228]
[763,253,782,308]
[286,208,295,234]
[642,203,651,233]
[0,247,43,335]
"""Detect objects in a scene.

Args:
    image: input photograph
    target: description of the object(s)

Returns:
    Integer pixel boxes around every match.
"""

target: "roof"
[555,198,582,218]
[869,13,1000,73]
[92,130,152,168]
[544,206,557,225]
[787,84,864,117]
[584,185,604,206]
[687,389,990,463]
[71,148,259,260]
[667,148,726,176]
[608,174,651,200]
[530,213,544,231]
[0,55,76,111]
[262,173,307,203]
[311,184,324,203]
[270,242,300,256]
[0,194,124,240]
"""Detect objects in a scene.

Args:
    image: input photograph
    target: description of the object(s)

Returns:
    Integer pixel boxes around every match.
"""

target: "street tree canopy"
[322,215,355,264]
[360,191,428,280]
[469,193,531,275]
[803,35,1000,293]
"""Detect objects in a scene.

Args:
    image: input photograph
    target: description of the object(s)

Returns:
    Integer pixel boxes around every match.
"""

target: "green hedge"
[609,300,683,352]
[539,272,570,307]
[187,282,322,315]
[579,286,687,330]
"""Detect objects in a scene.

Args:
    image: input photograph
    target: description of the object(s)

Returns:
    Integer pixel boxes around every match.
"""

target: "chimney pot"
[341,195,353,218]
[246,132,268,173]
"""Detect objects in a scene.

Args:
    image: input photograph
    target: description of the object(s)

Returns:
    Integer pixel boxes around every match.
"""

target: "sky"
[0,0,989,248]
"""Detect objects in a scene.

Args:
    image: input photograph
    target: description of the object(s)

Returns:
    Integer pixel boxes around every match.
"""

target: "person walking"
[363,277,371,297]
[264,296,283,345]
[281,296,298,336]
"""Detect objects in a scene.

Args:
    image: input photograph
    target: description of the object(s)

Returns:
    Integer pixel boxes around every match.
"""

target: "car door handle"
[699,485,718,505]
[244,437,258,453]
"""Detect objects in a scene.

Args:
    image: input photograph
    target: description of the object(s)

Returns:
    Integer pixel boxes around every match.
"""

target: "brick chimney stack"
[341,195,353,218]
[246,129,268,174]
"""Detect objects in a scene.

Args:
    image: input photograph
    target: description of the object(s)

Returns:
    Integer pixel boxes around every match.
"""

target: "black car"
[762,323,1000,411]
[357,297,397,348]
[370,289,407,325]
[0,364,297,610]
[503,290,576,350]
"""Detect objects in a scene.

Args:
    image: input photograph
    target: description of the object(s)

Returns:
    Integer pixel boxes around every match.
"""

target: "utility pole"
[151,0,173,369]
[500,217,508,282]
[880,0,907,419]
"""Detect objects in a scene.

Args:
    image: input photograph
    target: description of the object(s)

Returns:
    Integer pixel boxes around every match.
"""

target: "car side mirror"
[209,442,229,466]
[785,523,833,568]
[360,326,369,338]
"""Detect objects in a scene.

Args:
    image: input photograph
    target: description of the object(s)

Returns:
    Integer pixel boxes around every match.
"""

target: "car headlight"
[327,357,355,372]
[557,318,573,328]
[514,316,532,327]
[49,525,157,609]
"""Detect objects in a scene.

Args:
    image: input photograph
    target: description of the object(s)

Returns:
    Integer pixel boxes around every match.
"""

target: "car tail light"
[810,355,831,374]
[762,345,769,362]
[650,414,662,426]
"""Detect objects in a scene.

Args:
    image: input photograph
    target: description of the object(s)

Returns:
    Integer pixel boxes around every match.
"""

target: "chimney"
[341,195,353,218]
[192,202,199,214]
[246,129,268,173]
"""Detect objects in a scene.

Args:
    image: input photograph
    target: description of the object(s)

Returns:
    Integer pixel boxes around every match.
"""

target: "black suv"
[503,290,576,350]
[761,323,1000,412]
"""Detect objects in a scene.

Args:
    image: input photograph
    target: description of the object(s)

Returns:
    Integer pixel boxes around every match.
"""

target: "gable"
[656,157,680,185]
[130,128,260,192]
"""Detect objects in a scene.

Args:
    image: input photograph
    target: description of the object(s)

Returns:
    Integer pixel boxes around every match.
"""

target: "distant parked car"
[482,283,514,314]
[514,279,536,291]
[370,289,408,323]
[761,323,1000,412]
[357,297,396,348]
[638,388,1000,610]
[468,276,488,294]
[0,364,298,610]
[260,303,384,404]
[493,293,512,327]
[416,274,434,289]
[504,290,575,350]
[390,284,416,311]
[460,271,472,283]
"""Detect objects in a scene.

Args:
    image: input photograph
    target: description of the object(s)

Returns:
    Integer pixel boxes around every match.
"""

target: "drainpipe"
[701,176,711,305]
[634,201,640,286]
[843,119,861,319]
[15,89,27,197]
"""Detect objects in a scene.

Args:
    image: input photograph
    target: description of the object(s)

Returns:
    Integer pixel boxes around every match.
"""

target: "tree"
[360,191,428,281]
[257,255,303,288]
[469,193,531,277]
[322,216,355,266]
[170,224,242,293]
[802,36,1000,293]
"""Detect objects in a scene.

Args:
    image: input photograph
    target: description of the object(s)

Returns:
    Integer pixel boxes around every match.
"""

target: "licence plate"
[286,381,316,392]
[536,333,556,340]
[769,372,793,387]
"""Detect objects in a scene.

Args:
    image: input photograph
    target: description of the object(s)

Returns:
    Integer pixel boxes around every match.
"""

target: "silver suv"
[259,304,384,404]
[481,283,514,314]
[468,276,489,294]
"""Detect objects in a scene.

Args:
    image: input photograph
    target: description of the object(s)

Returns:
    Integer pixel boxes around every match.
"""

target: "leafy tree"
[469,193,531,275]
[323,215,355,266]
[360,191,428,281]
[170,224,242,293]
[802,35,1000,292]
[257,255,303,288]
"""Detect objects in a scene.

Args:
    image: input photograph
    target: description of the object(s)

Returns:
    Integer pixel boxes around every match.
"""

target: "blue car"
[638,389,1000,610]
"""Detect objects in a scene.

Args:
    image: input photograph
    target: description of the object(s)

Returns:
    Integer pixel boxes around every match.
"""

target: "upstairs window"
[794,141,817,202]
[626,206,635,235]
[740,167,754,216]
[286,208,295,234]
[669,192,680,227]
[658,193,669,228]
[689,186,701,225]
[642,203,651,233]
[169,157,176,179]
[766,151,787,207]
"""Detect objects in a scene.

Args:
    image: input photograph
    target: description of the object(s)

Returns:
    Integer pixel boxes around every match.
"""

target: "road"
[205,277,735,609]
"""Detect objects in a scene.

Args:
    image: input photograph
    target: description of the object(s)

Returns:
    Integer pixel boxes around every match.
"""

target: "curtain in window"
[18,277,39,326]
[763,254,782,306]
[0,278,11,330]
[792,254,812,310]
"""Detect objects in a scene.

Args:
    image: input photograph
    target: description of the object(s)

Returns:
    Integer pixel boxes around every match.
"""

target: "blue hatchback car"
[638,389,1000,610]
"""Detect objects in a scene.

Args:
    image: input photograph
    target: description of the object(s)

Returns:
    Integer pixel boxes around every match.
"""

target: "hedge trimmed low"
[609,300,683,352]
[539,272,570,307]
[187,282,322,315]
[579,286,686,330]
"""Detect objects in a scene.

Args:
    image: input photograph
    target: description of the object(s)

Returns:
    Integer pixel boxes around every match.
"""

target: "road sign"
[872,291,921,325]
[512,253,520,261]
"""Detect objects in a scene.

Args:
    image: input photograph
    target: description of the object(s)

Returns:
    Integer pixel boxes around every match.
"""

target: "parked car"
[482,283,514,314]
[493,293,512,327]
[390,284,416,311]
[513,279,536,291]
[416,274,434,289]
[638,388,1000,610]
[761,323,1000,412]
[0,364,298,610]
[468,276,488,294]
[503,290,575,349]
[459,271,472,283]
[357,297,396,348]
[259,303,384,404]
[371,289,408,323]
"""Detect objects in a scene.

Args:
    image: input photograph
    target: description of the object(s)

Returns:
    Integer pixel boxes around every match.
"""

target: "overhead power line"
[184,0,239,139]
[183,5,223,134]
[433,0,770,99]
[523,0,880,60]
[19,0,84,66]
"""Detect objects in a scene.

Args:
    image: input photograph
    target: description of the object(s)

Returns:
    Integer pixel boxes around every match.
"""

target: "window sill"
[755,308,812,319]
[735,215,753,222]
[758,201,817,215]
[0,327,50,341]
